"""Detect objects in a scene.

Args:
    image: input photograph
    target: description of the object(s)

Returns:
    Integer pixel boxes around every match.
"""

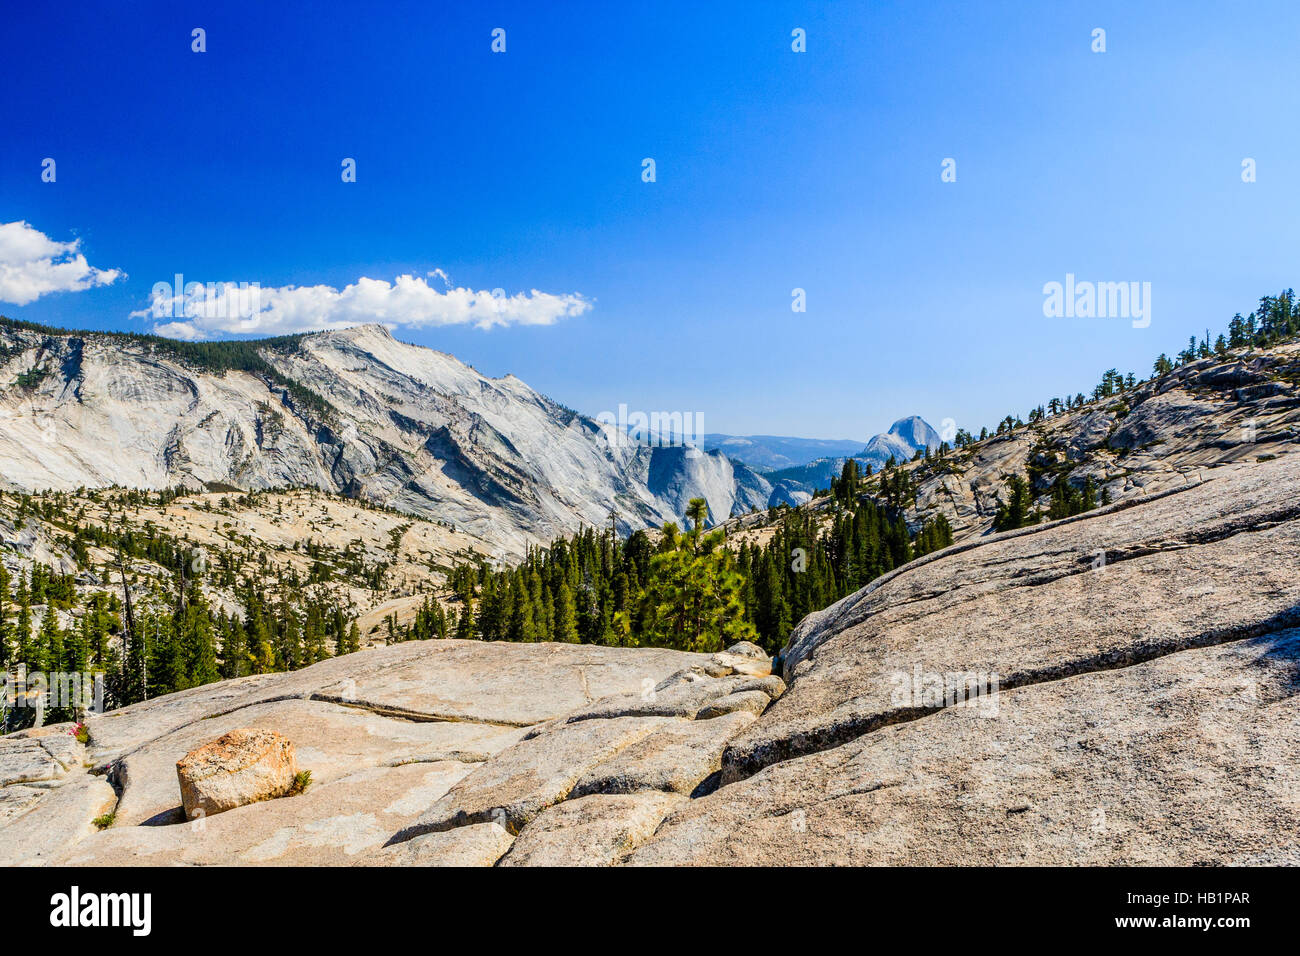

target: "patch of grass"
[92,811,115,830]
[287,770,312,796]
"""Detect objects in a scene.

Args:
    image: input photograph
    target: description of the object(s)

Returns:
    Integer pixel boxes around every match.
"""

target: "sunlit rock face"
[0,323,765,555]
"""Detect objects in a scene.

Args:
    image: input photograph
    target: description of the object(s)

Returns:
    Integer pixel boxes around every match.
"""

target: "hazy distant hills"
[700,434,867,471]
[763,415,944,494]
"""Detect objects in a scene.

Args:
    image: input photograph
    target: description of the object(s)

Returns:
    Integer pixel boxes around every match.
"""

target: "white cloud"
[151,321,208,341]
[135,271,592,339]
[0,221,122,305]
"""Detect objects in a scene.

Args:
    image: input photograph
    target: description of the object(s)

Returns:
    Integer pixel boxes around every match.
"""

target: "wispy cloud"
[136,272,592,340]
[0,221,122,305]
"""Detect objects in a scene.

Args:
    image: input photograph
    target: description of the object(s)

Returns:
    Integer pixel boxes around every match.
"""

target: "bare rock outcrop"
[628,630,1300,866]
[624,452,1300,865]
[176,729,299,820]
[0,640,751,865]
[4,446,1300,865]
[499,792,685,867]
[364,822,516,867]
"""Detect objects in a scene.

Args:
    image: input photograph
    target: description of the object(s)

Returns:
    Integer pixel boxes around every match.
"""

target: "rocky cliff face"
[900,344,1300,541]
[0,323,768,553]
[6,443,1298,865]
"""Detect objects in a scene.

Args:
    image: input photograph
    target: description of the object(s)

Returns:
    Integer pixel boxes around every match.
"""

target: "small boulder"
[176,729,298,820]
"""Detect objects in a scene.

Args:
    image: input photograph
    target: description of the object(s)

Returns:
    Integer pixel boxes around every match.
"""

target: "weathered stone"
[727,454,1300,782]
[309,641,708,727]
[364,823,514,867]
[0,736,66,788]
[723,641,769,661]
[36,733,84,772]
[565,672,784,723]
[631,630,1300,865]
[52,761,475,866]
[709,652,772,677]
[500,792,684,867]
[571,710,756,798]
[0,785,47,827]
[176,729,298,820]
[111,698,523,827]
[84,640,703,769]
[696,690,775,720]
[399,716,674,837]
[0,774,117,866]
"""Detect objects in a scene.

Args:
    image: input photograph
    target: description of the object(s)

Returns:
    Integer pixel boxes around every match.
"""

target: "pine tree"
[178,591,220,688]
[15,572,33,669]
[0,565,12,669]
[302,602,328,663]
[37,604,63,675]
[992,474,1037,531]
[455,596,477,640]
[636,528,756,653]
[554,582,579,643]
[250,614,275,674]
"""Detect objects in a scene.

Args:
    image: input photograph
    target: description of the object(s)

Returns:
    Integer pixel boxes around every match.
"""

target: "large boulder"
[176,729,299,820]
[4,640,730,865]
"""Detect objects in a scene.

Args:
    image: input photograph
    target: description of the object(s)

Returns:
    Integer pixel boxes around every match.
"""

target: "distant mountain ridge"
[0,319,773,553]
[700,434,867,471]
[765,415,944,493]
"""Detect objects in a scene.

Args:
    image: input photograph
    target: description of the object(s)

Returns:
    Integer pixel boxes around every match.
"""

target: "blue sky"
[2,1,1298,440]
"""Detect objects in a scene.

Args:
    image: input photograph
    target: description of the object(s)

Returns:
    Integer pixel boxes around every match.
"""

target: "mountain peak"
[326,322,396,342]
[887,415,942,450]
